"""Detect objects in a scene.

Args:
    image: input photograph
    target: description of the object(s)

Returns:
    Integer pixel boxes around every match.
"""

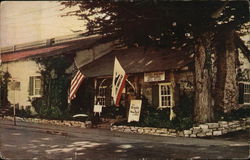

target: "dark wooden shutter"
[40,77,44,95]
[29,77,34,96]
[152,84,159,107]
[239,83,244,104]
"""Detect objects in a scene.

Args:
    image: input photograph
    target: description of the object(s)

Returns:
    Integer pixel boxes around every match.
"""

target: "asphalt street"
[0,120,249,159]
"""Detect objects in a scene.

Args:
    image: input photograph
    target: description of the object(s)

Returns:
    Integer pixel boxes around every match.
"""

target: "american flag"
[68,70,85,102]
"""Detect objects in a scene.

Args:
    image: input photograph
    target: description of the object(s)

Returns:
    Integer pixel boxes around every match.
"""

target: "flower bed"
[111,117,250,137]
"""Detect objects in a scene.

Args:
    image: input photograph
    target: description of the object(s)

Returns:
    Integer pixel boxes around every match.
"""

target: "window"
[29,76,42,96]
[239,82,250,105]
[159,83,173,108]
[97,86,107,105]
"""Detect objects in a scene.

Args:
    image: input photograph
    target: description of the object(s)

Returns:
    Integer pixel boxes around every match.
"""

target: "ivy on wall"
[32,55,73,119]
[0,70,11,108]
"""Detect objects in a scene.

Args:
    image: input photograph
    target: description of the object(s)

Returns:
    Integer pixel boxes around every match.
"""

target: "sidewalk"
[1,119,249,147]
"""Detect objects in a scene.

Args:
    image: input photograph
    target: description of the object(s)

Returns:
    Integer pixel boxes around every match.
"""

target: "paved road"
[0,120,249,159]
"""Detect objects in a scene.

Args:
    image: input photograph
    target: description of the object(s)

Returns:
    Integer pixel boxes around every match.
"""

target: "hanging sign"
[128,100,142,123]
[144,71,165,82]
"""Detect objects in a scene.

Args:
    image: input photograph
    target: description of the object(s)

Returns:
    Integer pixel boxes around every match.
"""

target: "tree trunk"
[194,33,214,123]
[214,29,238,114]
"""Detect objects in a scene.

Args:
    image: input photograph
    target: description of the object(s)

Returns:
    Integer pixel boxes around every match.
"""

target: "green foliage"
[31,55,73,119]
[102,105,124,119]
[114,95,194,130]
[171,117,193,131]
[172,95,194,130]
[16,108,33,118]
[217,107,250,121]
[174,94,194,118]
[0,71,11,108]
[61,1,249,48]
[31,97,74,120]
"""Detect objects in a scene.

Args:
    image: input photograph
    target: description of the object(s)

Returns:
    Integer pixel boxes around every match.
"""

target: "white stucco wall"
[1,60,41,110]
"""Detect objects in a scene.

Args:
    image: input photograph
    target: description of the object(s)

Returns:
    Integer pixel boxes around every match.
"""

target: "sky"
[0,1,86,47]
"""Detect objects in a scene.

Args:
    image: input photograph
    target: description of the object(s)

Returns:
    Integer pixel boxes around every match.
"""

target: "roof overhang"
[80,47,194,77]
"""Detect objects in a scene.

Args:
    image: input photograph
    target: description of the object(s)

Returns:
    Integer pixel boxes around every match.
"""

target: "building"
[0,33,114,114]
[80,47,194,118]
[78,35,250,119]
[0,32,249,118]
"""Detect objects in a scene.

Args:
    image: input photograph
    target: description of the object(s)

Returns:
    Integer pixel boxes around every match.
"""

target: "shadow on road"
[1,120,249,159]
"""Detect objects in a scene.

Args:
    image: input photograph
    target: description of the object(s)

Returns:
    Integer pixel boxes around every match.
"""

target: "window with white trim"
[159,83,173,108]
[29,76,42,96]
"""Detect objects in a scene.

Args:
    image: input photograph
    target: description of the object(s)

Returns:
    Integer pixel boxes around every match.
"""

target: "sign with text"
[128,100,142,123]
[144,71,165,82]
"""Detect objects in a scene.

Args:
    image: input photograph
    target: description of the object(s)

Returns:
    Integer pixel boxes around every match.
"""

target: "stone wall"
[2,116,92,128]
[111,118,250,138]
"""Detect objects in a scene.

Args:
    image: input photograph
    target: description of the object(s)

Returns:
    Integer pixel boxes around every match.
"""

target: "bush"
[113,95,194,130]
[0,71,10,108]
[217,107,250,121]
[140,107,171,128]
[102,105,126,119]
[31,97,74,120]
[16,108,33,118]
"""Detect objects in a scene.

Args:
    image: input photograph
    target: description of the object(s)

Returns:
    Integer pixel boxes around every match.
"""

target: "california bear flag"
[112,57,128,106]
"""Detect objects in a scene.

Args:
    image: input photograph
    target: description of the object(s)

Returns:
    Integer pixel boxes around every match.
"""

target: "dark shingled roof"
[80,47,194,77]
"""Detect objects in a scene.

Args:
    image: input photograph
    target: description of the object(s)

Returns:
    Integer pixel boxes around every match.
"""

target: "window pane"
[159,84,173,107]
[98,87,108,105]
[29,77,34,96]
[161,86,164,95]
[35,78,41,89]
[35,89,40,95]
[161,97,164,106]
[167,96,171,106]
[167,86,170,95]
[100,88,103,96]
[245,84,250,93]
[244,94,250,103]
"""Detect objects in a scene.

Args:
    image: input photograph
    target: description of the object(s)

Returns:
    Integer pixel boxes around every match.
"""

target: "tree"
[61,0,249,123]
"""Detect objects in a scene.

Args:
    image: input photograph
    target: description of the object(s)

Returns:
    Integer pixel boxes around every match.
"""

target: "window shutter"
[152,84,159,107]
[40,77,44,95]
[239,83,244,104]
[29,77,34,96]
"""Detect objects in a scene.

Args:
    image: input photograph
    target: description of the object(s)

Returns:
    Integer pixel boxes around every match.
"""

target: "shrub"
[217,107,250,121]
[114,95,194,130]
[16,108,33,118]
[31,97,80,120]
[0,71,10,108]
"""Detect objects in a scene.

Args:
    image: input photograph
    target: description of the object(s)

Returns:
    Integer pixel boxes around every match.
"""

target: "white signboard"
[94,105,103,113]
[128,100,142,123]
[144,71,165,82]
